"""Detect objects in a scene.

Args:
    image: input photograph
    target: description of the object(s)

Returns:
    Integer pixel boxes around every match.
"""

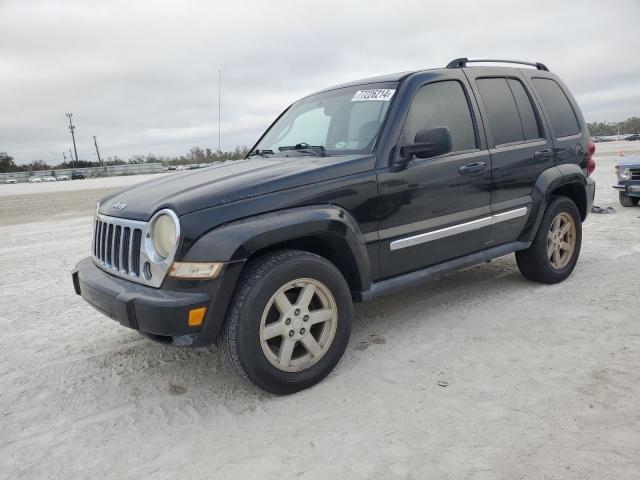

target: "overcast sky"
[1,0,639,164]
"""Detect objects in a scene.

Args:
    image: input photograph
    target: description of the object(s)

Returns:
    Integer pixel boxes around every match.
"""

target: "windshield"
[253,83,398,156]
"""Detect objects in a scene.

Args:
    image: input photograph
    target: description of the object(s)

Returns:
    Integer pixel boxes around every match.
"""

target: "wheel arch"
[519,164,588,243]
[182,205,373,295]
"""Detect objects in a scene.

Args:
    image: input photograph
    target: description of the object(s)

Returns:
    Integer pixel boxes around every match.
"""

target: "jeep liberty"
[72,58,597,394]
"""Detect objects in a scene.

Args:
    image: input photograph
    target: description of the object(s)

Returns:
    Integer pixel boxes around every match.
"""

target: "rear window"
[476,77,541,146]
[532,78,580,138]
[507,79,541,141]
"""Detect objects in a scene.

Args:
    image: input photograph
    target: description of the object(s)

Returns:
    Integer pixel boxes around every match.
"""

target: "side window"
[402,81,476,153]
[532,78,580,138]
[507,79,541,140]
[476,78,525,146]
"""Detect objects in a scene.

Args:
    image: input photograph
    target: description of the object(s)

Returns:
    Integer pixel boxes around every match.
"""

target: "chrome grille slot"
[132,229,142,276]
[101,222,107,261]
[91,212,176,288]
[93,220,99,257]
[630,168,640,180]
[106,224,114,265]
[122,227,131,273]
[113,225,121,270]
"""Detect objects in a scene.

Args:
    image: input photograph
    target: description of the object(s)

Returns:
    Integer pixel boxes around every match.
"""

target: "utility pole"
[69,149,74,169]
[63,152,67,164]
[218,69,221,153]
[65,113,79,166]
[92,135,103,168]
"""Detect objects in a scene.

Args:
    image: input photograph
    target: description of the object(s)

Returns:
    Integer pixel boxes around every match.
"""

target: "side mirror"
[399,126,452,160]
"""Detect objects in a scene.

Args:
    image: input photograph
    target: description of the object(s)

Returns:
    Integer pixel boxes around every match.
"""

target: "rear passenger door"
[525,72,585,168]
[464,67,554,246]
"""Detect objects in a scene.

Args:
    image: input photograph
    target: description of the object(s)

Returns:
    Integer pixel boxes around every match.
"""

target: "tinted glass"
[402,81,476,153]
[507,78,541,140]
[256,84,395,155]
[532,78,580,137]
[476,78,524,145]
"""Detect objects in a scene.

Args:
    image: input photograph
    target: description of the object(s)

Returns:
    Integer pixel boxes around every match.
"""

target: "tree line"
[587,117,640,136]
[0,146,250,174]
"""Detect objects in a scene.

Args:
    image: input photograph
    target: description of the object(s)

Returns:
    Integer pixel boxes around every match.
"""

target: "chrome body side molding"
[390,207,528,251]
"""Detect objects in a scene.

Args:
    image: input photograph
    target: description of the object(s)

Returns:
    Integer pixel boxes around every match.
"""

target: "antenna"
[218,69,221,152]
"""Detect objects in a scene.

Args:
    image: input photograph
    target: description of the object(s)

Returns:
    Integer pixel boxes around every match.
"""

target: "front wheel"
[619,192,639,207]
[219,250,352,394]
[516,196,582,284]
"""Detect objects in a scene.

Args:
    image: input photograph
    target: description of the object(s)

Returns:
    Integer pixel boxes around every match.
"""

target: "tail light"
[586,138,596,176]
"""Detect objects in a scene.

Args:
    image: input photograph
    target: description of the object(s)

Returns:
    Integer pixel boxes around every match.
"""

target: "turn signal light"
[169,262,223,279]
[188,307,207,327]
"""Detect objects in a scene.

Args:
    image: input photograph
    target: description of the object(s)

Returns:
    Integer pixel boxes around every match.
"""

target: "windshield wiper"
[278,143,327,157]
[248,149,274,158]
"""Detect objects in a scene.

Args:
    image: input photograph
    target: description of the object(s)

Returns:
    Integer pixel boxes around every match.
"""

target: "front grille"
[630,168,640,180]
[94,217,143,277]
[91,211,178,288]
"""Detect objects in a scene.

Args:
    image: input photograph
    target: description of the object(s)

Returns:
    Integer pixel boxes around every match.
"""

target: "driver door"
[377,75,492,277]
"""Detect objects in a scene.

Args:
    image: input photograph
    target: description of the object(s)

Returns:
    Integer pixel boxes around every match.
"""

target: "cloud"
[1,0,639,163]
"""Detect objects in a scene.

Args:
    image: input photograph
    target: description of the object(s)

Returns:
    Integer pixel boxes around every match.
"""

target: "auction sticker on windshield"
[351,89,396,102]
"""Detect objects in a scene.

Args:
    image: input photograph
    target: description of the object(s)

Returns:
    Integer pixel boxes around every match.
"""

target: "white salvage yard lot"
[1,142,639,479]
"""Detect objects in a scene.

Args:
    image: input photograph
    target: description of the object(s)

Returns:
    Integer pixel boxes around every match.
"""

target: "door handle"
[534,149,554,162]
[459,162,487,175]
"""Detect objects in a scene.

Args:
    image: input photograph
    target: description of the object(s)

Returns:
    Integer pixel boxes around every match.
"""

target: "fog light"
[169,262,223,279]
[188,307,207,327]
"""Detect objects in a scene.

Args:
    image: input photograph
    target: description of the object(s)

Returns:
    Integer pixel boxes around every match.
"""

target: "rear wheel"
[619,192,639,207]
[219,249,352,394]
[516,196,582,284]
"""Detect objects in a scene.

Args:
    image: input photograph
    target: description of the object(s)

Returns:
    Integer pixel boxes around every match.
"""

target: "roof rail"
[446,58,549,71]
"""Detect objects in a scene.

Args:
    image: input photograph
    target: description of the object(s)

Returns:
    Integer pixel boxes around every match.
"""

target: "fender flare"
[183,205,372,291]
[519,164,587,243]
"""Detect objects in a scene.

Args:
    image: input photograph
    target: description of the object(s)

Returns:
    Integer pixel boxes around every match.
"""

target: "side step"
[356,241,530,302]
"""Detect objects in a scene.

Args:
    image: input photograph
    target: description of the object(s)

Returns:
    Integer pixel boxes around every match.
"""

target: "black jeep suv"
[72,58,596,394]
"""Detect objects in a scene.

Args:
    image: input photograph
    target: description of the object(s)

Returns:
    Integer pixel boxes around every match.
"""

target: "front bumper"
[612,183,640,196]
[72,257,210,344]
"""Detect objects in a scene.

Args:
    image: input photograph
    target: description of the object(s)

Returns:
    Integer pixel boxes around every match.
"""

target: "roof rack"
[446,58,549,71]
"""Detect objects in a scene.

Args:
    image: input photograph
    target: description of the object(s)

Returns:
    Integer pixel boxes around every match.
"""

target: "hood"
[98,155,375,221]
[616,155,640,168]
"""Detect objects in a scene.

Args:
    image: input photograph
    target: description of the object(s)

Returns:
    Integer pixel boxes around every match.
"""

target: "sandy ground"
[1,142,639,479]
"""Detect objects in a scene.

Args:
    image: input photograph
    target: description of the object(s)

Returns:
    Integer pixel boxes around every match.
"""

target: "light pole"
[65,113,79,166]
[92,136,103,168]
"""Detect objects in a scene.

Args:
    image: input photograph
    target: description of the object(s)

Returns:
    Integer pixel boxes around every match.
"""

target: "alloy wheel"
[259,278,338,372]
[547,212,576,270]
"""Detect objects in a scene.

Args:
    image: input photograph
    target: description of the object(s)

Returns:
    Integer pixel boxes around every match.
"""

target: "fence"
[0,163,165,182]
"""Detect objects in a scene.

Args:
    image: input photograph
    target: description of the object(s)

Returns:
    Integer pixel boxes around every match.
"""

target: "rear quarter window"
[532,78,580,138]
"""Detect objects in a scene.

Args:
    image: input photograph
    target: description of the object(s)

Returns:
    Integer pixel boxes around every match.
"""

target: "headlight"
[150,211,179,259]
[617,168,632,181]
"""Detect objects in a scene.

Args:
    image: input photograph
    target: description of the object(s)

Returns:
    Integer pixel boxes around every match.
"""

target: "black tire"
[516,196,582,284]
[619,192,639,207]
[219,249,352,394]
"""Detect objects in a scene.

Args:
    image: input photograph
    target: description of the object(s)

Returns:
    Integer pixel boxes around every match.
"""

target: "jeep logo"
[112,201,128,210]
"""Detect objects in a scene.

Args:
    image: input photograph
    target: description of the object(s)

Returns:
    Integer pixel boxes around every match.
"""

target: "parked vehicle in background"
[71,171,85,180]
[624,134,640,141]
[3,177,17,184]
[41,176,57,182]
[614,155,640,207]
[27,177,42,183]
[73,58,596,394]
[57,174,70,181]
